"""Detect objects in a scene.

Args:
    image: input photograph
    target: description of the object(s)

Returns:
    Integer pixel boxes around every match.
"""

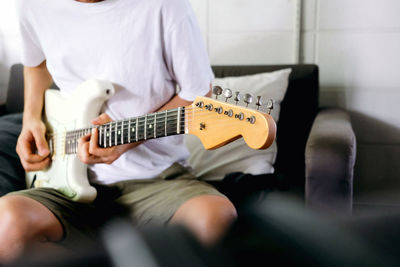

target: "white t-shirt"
[16,0,214,184]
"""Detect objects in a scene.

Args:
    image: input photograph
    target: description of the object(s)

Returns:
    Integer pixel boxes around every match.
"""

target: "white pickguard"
[26,80,115,203]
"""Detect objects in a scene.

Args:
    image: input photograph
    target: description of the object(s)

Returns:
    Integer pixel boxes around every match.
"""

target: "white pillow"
[185,68,292,181]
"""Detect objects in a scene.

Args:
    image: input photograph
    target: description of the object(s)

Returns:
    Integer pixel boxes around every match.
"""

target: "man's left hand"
[77,113,140,165]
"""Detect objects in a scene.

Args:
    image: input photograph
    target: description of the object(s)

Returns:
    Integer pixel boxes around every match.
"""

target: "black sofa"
[0,63,356,213]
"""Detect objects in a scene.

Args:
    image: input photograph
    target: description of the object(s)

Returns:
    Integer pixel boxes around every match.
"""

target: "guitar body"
[25,80,276,203]
[26,80,115,203]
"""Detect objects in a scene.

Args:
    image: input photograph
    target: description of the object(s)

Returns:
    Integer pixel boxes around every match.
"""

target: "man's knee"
[0,196,36,241]
[0,195,63,242]
[171,195,237,245]
[194,195,237,227]
[0,196,37,262]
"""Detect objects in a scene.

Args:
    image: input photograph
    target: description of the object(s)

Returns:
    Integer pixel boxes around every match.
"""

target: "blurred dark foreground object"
[9,194,399,267]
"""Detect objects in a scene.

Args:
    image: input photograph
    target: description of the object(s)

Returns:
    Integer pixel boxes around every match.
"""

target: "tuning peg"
[266,99,274,115]
[223,88,233,102]
[212,86,223,99]
[256,96,262,110]
[234,92,241,105]
[243,93,253,107]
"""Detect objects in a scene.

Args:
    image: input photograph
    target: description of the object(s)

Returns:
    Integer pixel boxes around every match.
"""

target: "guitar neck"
[61,107,186,155]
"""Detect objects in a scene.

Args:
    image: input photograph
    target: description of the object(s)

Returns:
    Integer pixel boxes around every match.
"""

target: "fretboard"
[62,108,185,155]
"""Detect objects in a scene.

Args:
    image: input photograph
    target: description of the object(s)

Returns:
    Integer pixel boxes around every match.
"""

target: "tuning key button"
[213,86,223,99]
[234,92,241,105]
[243,93,253,107]
[223,89,233,102]
[266,99,274,114]
[256,96,262,110]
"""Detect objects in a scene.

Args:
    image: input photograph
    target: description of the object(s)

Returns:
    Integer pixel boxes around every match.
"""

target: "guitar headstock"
[186,89,276,150]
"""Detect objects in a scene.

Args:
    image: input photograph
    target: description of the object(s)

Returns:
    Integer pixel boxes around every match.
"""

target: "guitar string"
[57,107,264,138]
[55,115,260,151]
[52,111,262,147]
[53,111,262,141]
[52,103,268,135]
[50,107,268,153]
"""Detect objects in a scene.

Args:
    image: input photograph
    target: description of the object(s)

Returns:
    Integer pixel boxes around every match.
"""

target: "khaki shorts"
[8,163,224,248]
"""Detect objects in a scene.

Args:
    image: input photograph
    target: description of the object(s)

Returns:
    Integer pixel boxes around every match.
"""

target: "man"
[0,0,237,263]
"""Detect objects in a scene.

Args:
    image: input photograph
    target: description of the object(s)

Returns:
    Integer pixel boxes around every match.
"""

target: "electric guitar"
[26,80,276,203]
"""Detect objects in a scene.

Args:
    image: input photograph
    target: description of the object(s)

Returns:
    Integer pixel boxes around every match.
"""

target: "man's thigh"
[7,186,126,249]
[115,163,225,226]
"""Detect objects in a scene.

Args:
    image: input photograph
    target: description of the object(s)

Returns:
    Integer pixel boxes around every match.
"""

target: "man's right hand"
[16,119,51,172]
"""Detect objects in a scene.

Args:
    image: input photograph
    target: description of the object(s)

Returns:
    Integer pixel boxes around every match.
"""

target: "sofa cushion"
[186,68,291,181]
[0,113,26,196]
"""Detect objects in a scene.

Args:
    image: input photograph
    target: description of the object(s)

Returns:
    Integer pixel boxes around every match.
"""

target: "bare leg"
[0,195,63,264]
[169,195,237,246]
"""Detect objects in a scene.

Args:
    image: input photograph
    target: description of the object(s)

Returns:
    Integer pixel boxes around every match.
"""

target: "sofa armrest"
[305,108,356,214]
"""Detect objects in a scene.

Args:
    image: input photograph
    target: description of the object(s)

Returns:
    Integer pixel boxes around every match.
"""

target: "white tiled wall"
[1,0,399,202]
[0,0,299,104]
[302,0,400,202]
[189,0,300,65]
[0,0,20,103]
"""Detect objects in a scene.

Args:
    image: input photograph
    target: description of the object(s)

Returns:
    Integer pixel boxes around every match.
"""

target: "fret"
[121,120,124,145]
[154,113,157,138]
[177,107,181,134]
[136,117,139,142]
[103,125,107,148]
[114,121,117,146]
[99,126,103,147]
[57,107,188,154]
[74,132,77,154]
[109,123,112,148]
[75,131,78,153]
[156,112,165,138]
[69,134,71,154]
[144,115,148,140]
[73,132,76,154]
[128,119,131,143]
[69,133,72,154]
[66,134,69,154]
[147,114,155,140]
[70,132,73,154]
[165,110,168,137]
